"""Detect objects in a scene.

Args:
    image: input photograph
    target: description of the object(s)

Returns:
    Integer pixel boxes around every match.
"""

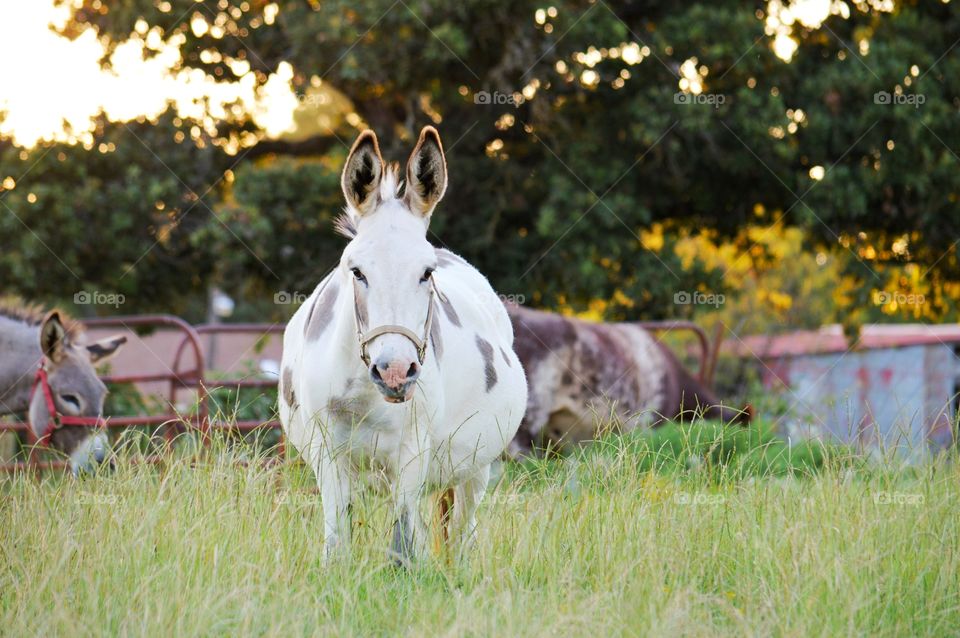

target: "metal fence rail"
[2,317,715,473]
[175,323,285,450]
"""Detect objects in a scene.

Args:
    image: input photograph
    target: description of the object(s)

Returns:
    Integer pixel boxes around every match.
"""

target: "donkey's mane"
[379,162,403,201]
[0,297,83,340]
[334,162,404,240]
[333,213,358,239]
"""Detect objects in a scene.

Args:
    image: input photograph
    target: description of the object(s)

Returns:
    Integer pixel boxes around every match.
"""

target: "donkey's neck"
[0,315,41,415]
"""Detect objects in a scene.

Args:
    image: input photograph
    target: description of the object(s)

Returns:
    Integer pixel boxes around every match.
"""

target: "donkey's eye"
[60,394,81,411]
[351,267,366,283]
[420,268,434,283]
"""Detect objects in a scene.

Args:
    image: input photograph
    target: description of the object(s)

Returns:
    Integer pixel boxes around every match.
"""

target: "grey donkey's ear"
[39,311,67,364]
[341,130,384,216]
[405,126,447,217]
[87,335,127,364]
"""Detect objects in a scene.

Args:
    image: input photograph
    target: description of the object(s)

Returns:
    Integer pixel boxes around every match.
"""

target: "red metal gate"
[174,322,284,438]
[2,317,717,473]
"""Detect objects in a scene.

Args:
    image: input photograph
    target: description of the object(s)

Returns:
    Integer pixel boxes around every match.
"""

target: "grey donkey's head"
[28,311,126,475]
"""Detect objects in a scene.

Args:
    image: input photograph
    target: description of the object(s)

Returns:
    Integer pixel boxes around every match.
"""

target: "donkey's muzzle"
[370,359,420,403]
[71,431,113,476]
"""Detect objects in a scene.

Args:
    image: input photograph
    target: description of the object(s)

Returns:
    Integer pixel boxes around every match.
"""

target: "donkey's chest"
[325,388,408,459]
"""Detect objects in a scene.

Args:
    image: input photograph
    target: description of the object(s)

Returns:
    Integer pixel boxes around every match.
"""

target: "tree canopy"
[1,0,957,326]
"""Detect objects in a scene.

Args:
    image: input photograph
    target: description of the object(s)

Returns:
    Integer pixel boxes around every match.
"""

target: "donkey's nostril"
[406,362,420,380]
[371,363,384,381]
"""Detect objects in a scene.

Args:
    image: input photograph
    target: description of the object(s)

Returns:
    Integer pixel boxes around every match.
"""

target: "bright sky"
[0,0,298,148]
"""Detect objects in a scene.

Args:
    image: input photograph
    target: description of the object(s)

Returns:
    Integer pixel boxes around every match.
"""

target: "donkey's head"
[339,127,448,403]
[28,311,126,474]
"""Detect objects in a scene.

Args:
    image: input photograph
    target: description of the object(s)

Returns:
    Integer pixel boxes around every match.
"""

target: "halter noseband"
[353,278,437,367]
[28,359,107,447]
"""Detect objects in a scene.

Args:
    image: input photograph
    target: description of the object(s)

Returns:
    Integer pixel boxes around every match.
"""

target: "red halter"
[28,359,107,447]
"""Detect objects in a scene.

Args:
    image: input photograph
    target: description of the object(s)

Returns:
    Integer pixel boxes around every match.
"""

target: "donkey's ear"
[39,311,67,364]
[405,126,447,217]
[341,130,384,215]
[87,334,127,364]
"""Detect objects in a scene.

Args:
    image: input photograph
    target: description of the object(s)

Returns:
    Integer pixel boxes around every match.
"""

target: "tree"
[0,112,231,315]
[7,0,956,322]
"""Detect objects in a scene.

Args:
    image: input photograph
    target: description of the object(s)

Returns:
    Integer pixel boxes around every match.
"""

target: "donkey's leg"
[391,429,432,567]
[317,444,352,560]
[451,464,490,558]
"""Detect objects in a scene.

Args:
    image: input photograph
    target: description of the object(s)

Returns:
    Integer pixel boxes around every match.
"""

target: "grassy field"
[2,423,958,637]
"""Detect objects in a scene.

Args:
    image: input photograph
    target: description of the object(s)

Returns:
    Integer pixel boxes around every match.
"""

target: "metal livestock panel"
[763,344,956,458]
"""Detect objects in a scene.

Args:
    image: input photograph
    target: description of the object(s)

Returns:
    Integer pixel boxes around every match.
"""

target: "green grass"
[1,423,958,637]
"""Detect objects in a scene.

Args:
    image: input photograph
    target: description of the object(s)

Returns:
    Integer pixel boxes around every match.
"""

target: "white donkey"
[278,127,527,564]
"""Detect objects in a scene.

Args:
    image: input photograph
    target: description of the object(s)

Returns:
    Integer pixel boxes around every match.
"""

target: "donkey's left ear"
[342,130,385,216]
[39,311,68,364]
[87,335,127,364]
[405,126,447,217]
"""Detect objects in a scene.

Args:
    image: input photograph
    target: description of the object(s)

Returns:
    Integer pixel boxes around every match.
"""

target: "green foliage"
[508,419,855,489]
[611,419,853,479]
[0,112,230,317]
[2,1,957,324]
[104,381,166,418]
[203,359,282,450]
[196,156,347,319]
[204,383,277,425]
